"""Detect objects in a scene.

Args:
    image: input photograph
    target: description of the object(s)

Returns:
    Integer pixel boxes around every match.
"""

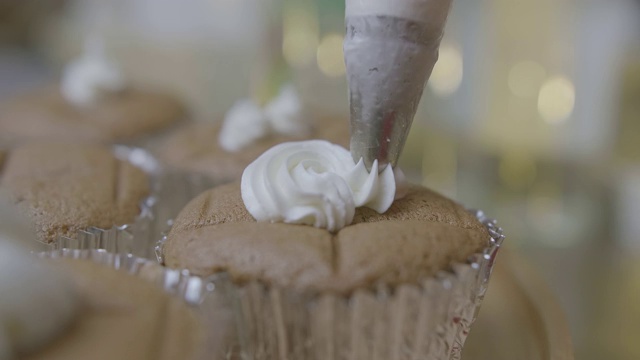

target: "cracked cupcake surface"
[163,182,489,294]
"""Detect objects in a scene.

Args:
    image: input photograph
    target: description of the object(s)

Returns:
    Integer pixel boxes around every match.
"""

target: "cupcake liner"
[156,209,505,360]
[47,146,167,260]
[38,249,208,304]
[153,170,220,231]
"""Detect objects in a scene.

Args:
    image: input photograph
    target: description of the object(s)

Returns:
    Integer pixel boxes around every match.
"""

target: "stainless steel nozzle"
[344,15,445,171]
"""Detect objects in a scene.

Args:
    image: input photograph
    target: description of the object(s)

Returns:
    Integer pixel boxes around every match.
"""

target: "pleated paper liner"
[156,209,505,360]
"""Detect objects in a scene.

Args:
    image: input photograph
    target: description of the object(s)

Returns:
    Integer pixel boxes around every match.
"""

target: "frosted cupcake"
[0,38,185,147]
[157,85,349,184]
[161,140,504,359]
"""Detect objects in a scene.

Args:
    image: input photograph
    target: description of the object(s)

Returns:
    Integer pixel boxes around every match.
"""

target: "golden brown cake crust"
[0,86,185,146]
[0,143,149,243]
[24,259,202,360]
[157,116,349,183]
[164,183,489,294]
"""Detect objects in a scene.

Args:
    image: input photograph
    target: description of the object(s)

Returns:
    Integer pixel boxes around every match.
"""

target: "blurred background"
[1,0,639,358]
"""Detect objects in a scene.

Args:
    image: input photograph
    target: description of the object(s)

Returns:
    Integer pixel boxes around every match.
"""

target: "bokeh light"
[538,76,575,124]
[316,33,345,77]
[428,43,463,97]
[282,7,318,67]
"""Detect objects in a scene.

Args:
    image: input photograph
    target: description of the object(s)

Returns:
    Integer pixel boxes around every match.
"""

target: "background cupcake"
[28,252,204,360]
[0,142,159,257]
[0,37,186,148]
[0,193,203,360]
[156,85,349,184]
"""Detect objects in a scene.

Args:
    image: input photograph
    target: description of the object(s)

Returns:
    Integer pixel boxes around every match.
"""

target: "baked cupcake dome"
[0,87,185,147]
[0,143,149,243]
[163,182,489,294]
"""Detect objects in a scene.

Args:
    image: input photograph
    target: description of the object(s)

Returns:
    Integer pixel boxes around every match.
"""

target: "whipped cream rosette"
[241,140,400,232]
[219,85,311,153]
[60,36,127,107]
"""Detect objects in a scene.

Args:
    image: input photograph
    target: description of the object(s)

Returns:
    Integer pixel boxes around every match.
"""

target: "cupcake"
[0,247,203,360]
[0,143,151,250]
[0,193,79,360]
[157,85,349,184]
[24,253,203,360]
[0,195,202,360]
[0,38,185,148]
[161,140,503,359]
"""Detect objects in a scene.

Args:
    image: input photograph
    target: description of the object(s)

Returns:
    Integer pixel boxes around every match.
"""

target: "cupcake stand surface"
[462,249,574,360]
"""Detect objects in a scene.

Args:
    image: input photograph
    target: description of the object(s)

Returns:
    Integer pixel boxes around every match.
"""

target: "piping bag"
[344,0,453,171]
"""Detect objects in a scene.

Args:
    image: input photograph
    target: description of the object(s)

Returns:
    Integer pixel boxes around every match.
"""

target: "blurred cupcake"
[0,194,202,360]
[156,85,349,184]
[0,37,186,148]
[0,194,80,360]
[0,143,157,256]
[160,140,504,359]
[26,251,204,360]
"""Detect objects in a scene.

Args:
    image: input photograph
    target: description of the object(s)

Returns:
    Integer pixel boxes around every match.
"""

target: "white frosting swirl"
[264,85,311,137]
[218,85,310,152]
[60,37,126,107]
[219,99,269,152]
[241,140,401,232]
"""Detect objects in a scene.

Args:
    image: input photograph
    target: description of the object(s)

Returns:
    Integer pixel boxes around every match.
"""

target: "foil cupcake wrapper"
[43,146,167,260]
[156,209,505,360]
[154,170,219,231]
[38,248,210,305]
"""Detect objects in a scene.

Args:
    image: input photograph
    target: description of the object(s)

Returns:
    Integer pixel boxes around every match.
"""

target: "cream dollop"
[241,140,402,232]
[263,85,311,137]
[60,37,126,107]
[0,194,78,358]
[218,99,269,152]
[218,85,310,152]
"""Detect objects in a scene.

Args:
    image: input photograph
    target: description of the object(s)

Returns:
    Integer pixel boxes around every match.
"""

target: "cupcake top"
[158,118,348,182]
[24,259,202,360]
[0,37,185,147]
[157,86,349,183]
[164,182,488,294]
[0,143,149,243]
[0,87,185,147]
